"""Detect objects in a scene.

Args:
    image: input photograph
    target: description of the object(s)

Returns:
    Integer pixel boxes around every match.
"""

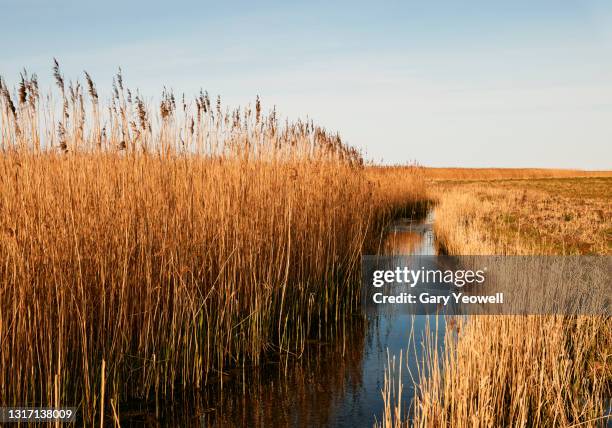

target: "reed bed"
[380,180,611,427]
[0,63,426,424]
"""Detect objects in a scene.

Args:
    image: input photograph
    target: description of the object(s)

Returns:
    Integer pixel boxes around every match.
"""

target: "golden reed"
[0,63,427,424]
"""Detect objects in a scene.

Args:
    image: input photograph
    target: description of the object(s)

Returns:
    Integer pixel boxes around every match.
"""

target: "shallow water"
[123,213,444,427]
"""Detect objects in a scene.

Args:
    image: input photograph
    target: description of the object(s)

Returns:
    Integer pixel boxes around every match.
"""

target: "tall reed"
[0,62,426,424]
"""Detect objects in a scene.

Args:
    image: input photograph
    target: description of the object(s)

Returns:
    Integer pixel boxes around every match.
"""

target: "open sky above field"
[2,0,611,169]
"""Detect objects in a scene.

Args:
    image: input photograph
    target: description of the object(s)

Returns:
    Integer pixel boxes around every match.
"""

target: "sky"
[1,0,611,169]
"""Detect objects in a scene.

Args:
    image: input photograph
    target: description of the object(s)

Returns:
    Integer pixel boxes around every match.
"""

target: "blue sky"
[2,0,611,168]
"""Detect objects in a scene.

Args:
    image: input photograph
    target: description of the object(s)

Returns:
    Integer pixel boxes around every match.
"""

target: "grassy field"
[0,66,428,425]
[424,167,612,181]
[434,177,611,255]
[381,174,611,427]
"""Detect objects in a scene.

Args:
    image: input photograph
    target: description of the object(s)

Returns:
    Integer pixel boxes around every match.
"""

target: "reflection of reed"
[121,318,367,427]
[383,231,423,255]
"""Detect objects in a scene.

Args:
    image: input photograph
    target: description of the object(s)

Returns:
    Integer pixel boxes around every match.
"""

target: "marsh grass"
[0,63,427,424]
[381,178,611,427]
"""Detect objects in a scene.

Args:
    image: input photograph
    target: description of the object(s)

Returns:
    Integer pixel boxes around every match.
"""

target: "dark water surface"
[123,213,445,427]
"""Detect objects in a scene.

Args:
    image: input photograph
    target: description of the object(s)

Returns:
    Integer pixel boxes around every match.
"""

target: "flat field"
[401,173,612,427]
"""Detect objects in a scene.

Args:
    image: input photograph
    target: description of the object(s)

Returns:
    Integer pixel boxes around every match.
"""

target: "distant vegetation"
[423,167,612,181]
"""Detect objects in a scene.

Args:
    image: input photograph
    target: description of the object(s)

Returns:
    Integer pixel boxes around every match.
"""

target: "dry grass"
[433,178,611,255]
[0,63,427,424]
[381,177,611,427]
[379,350,406,427]
[424,167,612,181]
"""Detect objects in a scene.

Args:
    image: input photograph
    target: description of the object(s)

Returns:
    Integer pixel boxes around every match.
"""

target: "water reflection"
[201,320,368,427]
[382,212,436,257]
[120,319,367,427]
